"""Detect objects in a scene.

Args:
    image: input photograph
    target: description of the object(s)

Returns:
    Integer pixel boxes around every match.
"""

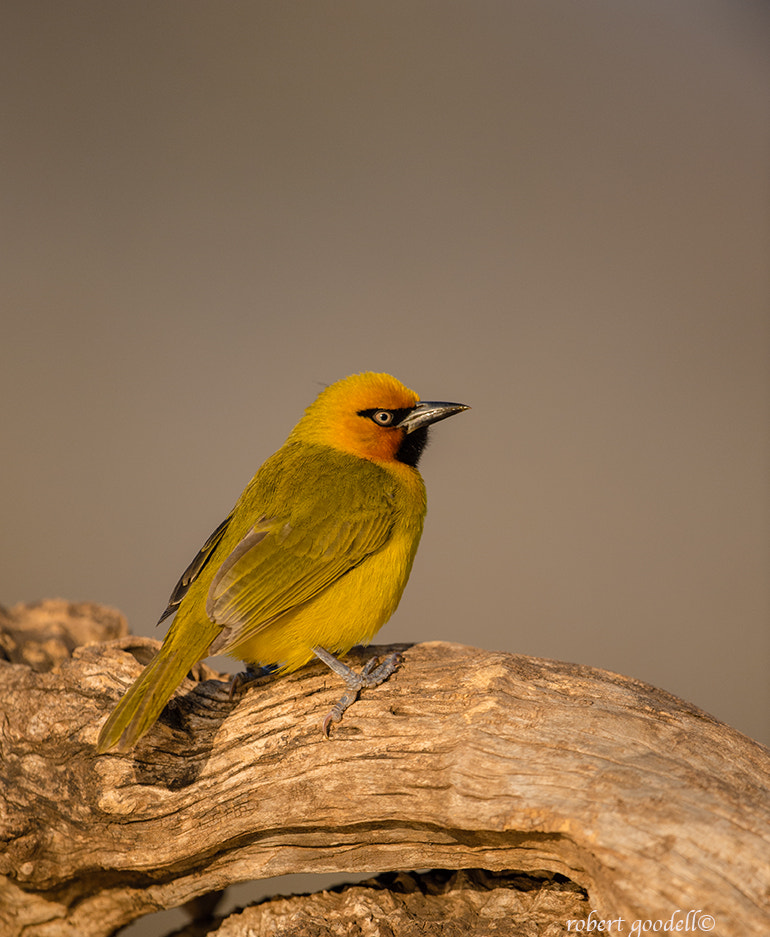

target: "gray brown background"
[3,0,768,766]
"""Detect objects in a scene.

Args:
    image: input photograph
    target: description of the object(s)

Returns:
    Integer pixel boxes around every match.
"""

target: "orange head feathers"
[288,371,468,467]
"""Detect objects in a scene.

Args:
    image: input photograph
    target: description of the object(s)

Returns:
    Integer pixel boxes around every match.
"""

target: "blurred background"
[2,2,769,930]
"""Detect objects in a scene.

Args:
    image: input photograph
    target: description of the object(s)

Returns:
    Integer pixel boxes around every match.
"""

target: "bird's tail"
[96,617,219,753]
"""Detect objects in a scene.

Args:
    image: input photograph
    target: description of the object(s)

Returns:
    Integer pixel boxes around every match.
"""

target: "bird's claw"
[315,648,402,738]
[228,664,278,701]
[358,651,401,687]
[322,689,359,737]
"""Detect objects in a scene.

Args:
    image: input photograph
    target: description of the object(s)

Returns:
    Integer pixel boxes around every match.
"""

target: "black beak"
[397,401,470,434]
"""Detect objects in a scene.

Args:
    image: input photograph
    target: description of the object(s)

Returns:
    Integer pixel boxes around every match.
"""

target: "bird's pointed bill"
[397,401,470,434]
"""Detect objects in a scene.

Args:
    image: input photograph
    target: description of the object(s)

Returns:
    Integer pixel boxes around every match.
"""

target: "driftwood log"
[1,600,768,937]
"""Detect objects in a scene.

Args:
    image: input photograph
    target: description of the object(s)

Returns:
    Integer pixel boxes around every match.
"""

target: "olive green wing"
[206,454,397,654]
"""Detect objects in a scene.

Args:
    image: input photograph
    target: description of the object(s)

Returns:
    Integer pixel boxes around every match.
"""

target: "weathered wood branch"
[1,600,768,937]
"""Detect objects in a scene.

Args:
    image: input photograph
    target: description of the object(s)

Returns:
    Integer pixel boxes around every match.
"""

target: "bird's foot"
[228,664,278,700]
[312,646,401,737]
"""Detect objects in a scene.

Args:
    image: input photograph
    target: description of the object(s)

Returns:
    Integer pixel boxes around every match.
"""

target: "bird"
[96,371,469,753]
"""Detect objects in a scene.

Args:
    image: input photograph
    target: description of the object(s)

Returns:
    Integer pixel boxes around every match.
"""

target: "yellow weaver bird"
[96,371,468,753]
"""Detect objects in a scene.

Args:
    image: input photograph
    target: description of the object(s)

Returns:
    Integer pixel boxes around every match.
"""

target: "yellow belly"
[224,523,419,672]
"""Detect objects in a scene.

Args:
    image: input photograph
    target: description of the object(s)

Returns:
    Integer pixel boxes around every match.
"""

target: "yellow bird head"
[288,371,469,467]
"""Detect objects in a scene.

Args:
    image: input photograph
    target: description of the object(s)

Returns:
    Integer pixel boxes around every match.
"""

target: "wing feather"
[206,446,398,654]
[156,512,233,625]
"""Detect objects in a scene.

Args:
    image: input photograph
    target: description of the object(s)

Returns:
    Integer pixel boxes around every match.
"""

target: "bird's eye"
[371,410,394,426]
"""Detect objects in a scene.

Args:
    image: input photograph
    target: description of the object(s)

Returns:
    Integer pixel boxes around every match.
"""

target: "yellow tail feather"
[96,619,218,753]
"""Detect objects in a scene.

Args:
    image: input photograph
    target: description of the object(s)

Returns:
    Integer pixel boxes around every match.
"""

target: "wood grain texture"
[1,601,768,937]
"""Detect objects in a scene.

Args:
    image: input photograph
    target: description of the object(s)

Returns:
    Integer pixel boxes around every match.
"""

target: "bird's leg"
[228,664,278,700]
[313,645,401,737]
